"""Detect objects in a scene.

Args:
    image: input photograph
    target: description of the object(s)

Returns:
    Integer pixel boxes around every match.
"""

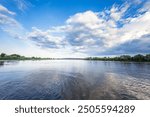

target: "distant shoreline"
[0,53,150,62]
[0,59,150,63]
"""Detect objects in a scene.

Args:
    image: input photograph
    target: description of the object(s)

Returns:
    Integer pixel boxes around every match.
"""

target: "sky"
[0,0,150,58]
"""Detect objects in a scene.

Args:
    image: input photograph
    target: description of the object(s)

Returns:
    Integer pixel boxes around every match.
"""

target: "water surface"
[0,60,150,100]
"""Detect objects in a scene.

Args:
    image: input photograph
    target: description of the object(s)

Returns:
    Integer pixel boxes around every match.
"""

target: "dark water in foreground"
[0,60,150,100]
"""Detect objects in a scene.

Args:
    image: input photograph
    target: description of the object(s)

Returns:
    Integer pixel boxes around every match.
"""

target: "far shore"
[0,53,150,62]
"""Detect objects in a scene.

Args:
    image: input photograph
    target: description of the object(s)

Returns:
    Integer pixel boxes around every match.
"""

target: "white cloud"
[1,1,150,57]
[27,27,66,49]
[110,4,129,21]
[0,4,15,15]
[139,1,150,13]
[132,0,143,4]
[25,2,150,56]
[0,13,19,27]
[13,0,30,11]
[66,11,102,29]
[0,4,25,39]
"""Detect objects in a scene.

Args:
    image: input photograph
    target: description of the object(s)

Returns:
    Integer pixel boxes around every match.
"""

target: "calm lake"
[0,60,150,100]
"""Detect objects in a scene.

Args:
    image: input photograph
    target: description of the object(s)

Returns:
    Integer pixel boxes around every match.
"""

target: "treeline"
[1,53,150,62]
[86,54,150,62]
[0,53,52,60]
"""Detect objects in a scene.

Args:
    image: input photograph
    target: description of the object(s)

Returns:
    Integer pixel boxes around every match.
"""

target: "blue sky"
[0,0,150,58]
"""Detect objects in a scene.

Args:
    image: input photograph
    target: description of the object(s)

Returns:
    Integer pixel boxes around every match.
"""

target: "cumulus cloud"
[1,0,150,57]
[25,1,150,56]
[27,27,66,49]
[99,35,150,55]
[65,11,105,52]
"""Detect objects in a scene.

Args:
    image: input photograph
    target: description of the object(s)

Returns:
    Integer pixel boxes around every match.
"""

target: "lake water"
[0,60,150,100]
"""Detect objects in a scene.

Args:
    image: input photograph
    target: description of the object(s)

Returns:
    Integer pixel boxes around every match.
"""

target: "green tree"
[0,53,6,58]
[120,55,131,61]
[133,54,145,62]
[10,54,21,58]
[145,54,150,61]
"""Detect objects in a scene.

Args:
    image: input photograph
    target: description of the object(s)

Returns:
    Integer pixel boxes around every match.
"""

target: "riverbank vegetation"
[0,53,52,60]
[0,53,150,62]
[86,54,150,62]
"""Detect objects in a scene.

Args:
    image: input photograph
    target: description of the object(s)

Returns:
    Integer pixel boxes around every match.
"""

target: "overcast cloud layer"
[0,0,150,57]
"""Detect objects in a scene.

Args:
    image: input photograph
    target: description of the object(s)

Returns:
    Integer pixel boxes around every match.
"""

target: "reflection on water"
[90,73,150,99]
[0,60,19,67]
[0,60,150,100]
[0,61,4,66]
